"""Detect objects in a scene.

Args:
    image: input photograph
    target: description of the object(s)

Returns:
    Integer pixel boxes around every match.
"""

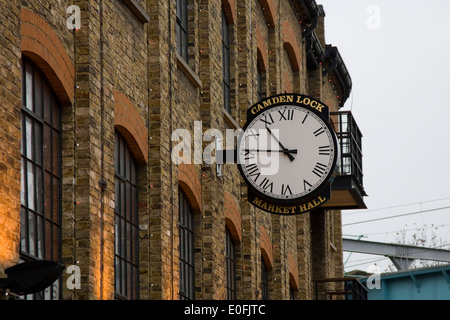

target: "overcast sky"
[318,0,450,272]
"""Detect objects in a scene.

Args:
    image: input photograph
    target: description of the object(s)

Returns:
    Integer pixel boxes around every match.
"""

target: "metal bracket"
[408,273,421,292]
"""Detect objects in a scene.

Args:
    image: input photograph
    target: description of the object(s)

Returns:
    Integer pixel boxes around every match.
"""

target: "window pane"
[52,177,59,222]
[52,129,60,172]
[28,211,36,256]
[52,96,60,127]
[43,124,51,171]
[27,161,35,211]
[21,159,26,205]
[53,224,59,261]
[34,71,42,117]
[125,145,130,179]
[25,63,33,111]
[44,172,51,220]
[20,207,27,252]
[25,117,33,160]
[45,220,52,260]
[120,138,125,176]
[43,83,51,123]
[35,167,43,214]
[182,30,188,61]
[120,181,125,216]
[34,122,42,165]
[176,23,182,57]
[37,215,44,259]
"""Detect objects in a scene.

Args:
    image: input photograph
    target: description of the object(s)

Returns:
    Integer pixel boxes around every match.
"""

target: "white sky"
[319,0,450,273]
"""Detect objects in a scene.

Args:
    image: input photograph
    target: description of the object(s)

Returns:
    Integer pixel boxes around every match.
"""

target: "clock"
[237,94,338,206]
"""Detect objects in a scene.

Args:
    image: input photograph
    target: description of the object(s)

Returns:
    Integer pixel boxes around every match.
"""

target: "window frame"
[176,0,189,62]
[225,227,236,300]
[261,257,269,300]
[114,131,140,300]
[179,188,195,300]
[20,57,62,300]
[222,9,231,113]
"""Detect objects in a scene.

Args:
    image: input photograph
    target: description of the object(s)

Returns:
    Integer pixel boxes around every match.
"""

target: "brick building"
[0,0,365,300]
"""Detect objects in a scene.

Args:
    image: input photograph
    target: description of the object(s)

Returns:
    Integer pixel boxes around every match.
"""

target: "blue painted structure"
[360,265,450,300]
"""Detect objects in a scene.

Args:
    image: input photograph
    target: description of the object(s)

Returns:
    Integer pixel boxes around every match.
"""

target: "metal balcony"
[314,277,368,300]
[322,111,367,210]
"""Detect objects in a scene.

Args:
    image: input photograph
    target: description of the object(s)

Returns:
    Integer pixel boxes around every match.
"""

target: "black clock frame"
[237,93,339,211]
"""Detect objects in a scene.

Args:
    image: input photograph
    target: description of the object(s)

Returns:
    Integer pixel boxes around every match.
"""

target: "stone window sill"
[122,0,150,23]
[223,108,240,130]
[177,54,202,88]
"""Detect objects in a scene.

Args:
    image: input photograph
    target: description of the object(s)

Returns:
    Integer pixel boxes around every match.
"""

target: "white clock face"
[238,104,337,201]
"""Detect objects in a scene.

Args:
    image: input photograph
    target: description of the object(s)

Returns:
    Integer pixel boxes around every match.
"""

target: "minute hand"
[266,126,295,161]
[244,149,298,154]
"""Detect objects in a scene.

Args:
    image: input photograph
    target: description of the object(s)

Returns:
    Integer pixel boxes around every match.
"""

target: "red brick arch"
[256,26,268,72]
[222,0,237,24]
[178,163,202,213]
[114,90,149,164]
[288,253,299,290]
[224,192,241,243]
[282,20,301,72]
[258,0,277,27]
[20,8,75,106]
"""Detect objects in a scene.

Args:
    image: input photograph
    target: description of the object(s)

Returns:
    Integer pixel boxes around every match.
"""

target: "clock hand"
[265,126,296,161]
[244,149,298,154]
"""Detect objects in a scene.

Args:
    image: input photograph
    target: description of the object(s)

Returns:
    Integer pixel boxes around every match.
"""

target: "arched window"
[176,0,189,62]
[179,188,195,300]
[261,257,269,300]
[225,227,236,300]
[114,132,139,300]
[20,58,62,300]
[222,8,231,113]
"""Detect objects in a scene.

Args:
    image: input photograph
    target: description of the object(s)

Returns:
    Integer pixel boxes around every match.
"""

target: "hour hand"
[265,126,296,161]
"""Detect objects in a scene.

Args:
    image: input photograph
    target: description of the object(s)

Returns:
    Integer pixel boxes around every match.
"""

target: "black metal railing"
[331,111,364,190]
[314,277,368,300]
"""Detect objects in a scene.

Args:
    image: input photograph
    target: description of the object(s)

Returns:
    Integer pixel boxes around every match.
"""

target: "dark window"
[225,227,236,300]
[289,284,295,300]
[222,9,231,113]
[261,257,269,300]
[257,65,263,101]
[176,0,189,62]
[179,188,195,300]
[20,58,62,300]
[114,132,139,300]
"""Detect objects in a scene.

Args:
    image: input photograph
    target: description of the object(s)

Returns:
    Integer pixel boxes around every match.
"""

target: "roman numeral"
[302,113,309,124]
[278,109,294,121]
[281,184,293,196]
[314,127,325,137]
[312,162,328,177]
[246,163,260,182]
[319,145,331,156]
[259,178,273,192]
[303,179,312,191]
[244,150,255,160]
[260,113,274,125]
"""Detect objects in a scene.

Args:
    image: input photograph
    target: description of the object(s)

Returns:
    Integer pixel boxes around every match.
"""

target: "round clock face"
[238,103,337,202]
